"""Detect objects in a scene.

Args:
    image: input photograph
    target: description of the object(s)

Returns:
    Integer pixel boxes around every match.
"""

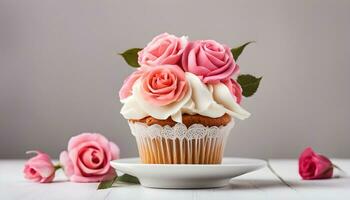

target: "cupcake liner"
[128,120,235,164]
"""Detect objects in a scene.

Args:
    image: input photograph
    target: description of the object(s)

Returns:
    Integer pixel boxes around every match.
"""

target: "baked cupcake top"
[118,33,261,123]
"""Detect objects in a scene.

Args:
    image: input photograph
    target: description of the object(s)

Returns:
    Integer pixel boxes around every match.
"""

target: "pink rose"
[222,78,242,104]
[59,133,120,182]
[299,147,333,180]
[138,33,188,66]
[119,69,144,100]
[182,40,239,83]
[140,65,189,106]
[23,151,55,183]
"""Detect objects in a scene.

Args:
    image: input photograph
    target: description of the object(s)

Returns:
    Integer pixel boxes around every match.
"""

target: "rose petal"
[68,133,110,152]
[138,33,188,66]
[119,70,144,100]
[59,151,74,178]
[69,168,116,183]
[109,142,120,160]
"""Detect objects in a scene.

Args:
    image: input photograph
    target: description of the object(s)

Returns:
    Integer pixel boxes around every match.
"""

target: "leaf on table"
[97,174,140,190]
[116,174,140,184]
[97,176,118,190]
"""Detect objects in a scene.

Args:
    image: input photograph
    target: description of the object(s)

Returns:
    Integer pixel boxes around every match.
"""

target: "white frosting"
[120,77,192,123]
[120,72,250,123]
[180,36,189,46]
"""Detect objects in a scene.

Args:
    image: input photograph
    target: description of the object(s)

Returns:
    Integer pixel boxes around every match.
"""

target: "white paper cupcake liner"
[128,120,235,164]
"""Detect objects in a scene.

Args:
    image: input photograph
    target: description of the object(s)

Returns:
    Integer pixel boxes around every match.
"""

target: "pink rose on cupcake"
[59,133,119,182]
[182,40,239,84]
[138,33,188,66]
[222,79,242,104]
[119,69,144,100]
[23,151,56,183]
[140,65,189,106]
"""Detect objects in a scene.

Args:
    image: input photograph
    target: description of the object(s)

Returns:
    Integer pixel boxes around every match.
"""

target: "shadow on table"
[227,176,349,190]
[227,179,286,190]
[284,176,350,189]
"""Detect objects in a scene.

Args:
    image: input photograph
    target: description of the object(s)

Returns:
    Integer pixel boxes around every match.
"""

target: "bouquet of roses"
[119,33,261,105]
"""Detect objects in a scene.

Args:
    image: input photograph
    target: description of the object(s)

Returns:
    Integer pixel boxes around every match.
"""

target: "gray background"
[1,0,350,159]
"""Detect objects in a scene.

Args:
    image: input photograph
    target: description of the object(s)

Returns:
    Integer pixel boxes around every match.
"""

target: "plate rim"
[110,157,267,168]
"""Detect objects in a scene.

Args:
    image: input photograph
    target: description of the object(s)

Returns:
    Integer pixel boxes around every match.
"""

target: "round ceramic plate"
[110,157,266,189]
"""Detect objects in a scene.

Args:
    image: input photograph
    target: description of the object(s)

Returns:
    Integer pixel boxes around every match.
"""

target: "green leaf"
[231,41,255,61]
[117,174,140,184]
[237,74,262,97]
[97,174,140,190]
[97,176,118,190]
[119,48,142,68]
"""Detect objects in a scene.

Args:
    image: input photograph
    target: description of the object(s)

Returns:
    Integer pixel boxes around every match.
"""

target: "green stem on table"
[266,160,295,190]
[333,164,347,175]
[54,164,62,171]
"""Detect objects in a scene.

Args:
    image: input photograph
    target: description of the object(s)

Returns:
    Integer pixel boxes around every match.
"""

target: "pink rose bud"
[119,69,144,100]
[299,147,333,180]
[23,151,55,183]
[182,40,239,84]
[222,78,243,104]
[59,133,120,182]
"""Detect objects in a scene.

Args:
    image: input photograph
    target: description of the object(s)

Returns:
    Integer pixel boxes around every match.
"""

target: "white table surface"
[0,159,349,200]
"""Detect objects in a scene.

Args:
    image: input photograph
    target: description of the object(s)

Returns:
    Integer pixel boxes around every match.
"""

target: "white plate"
[110,157,266,189]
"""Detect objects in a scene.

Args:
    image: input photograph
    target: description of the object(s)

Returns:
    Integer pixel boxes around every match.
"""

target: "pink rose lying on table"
[182,40,239,84]
[23,151,56,183]
[299,147,333,180]
[138,33,188,66]
[59,133,120,182]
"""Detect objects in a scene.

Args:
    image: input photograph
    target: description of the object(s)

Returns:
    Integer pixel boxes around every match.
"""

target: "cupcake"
[118,33,260,164]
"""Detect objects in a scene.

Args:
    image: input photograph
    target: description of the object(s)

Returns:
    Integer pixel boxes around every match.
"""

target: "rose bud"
[222,78,243,104]
[23,151,56,183]
[299,147,333,180]
[119,69,144,100]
